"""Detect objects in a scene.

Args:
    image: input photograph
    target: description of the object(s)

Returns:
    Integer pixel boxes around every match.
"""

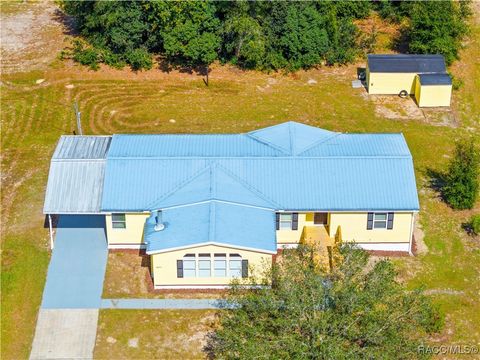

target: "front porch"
[301,225,336,270]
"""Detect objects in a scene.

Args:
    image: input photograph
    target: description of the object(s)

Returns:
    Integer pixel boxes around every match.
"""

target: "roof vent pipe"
[154,210,165,231]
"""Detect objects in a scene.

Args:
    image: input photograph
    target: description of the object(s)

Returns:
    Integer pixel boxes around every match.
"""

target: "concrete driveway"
[30,215,108,360]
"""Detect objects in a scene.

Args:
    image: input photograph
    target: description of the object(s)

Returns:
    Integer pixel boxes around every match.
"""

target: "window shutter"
[176,260,183,278]
[367,212,374,230]
[275,213,280,230]
[387,212,394,230]
[241,260,248,278]
[292,213,299,230]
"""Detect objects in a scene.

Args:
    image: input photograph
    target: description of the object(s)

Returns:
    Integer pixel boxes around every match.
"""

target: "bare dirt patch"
[1,0,68,74]
[103,251,226,299]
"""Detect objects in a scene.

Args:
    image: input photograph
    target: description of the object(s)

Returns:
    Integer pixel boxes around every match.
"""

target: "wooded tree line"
[61,0,470,71]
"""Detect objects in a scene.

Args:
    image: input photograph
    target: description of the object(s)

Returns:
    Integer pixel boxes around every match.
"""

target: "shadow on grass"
[426,168,447,196]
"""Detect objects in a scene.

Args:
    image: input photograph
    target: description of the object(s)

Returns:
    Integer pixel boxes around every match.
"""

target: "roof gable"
[247,121,337,155]
[148,163,279,210]
[145,201,277,254]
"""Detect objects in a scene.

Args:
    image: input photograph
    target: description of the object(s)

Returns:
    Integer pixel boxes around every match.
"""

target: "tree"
[206,245,443,359]
[408,1,469,65]
[154,1,221,85]
[443,139,479,210]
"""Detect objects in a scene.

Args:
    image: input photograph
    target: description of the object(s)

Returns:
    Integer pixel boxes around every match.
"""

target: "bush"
[443,139,479,210]
[450,74,464,91]
[471,215,480,235]
[125,48,152,71]
[72,42,100,70]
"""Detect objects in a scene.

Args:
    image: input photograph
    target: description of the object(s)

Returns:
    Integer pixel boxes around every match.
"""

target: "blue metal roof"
[418,73,452,86]
[144,201,276,254]
[367,54,446,74]
[101,122,419,212]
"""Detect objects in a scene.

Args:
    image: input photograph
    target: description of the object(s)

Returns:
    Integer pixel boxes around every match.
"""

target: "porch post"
[48,214,54,250]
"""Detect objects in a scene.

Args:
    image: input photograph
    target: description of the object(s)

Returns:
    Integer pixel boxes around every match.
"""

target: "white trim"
[277,243,299,249]
[152,199,275,212]
[355,242,410,252]
[408,213,415,256]
[154,284,267,290]
[108,244,146,250]
[146,241,276,255]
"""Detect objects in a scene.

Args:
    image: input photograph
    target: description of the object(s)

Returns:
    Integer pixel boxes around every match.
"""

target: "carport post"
[48,214,54,249]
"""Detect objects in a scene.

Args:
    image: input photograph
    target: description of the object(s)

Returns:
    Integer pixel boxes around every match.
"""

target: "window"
[279,213,293,230]
[214,254,227,277]
[198,254,211,278]
[183,254,196,278]
[373,213,387,229]
[229,254,242,277]
[112,213,126,229]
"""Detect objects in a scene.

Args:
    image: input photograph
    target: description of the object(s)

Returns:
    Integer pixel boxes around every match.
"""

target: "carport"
[41,215,108,308]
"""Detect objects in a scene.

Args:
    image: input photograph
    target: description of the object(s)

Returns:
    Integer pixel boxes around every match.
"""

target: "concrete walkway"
[30,216,107,360]
[101,298,237,310]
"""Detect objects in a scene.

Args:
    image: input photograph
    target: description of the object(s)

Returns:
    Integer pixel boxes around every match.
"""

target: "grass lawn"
[94,310,216,360]
[1,4,479,359]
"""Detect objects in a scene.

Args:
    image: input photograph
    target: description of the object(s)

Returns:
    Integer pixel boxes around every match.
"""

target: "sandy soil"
[1,0,68,74]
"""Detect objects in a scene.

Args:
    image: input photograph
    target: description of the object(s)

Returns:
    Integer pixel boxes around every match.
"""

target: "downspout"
[48,214,54,249]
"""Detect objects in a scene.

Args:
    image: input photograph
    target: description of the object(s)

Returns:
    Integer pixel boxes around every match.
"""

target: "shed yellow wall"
[329,212,413,243]
[367,72,417,95]
[417,85,452,107]
[151,244,272,287]
[105,213,149,245]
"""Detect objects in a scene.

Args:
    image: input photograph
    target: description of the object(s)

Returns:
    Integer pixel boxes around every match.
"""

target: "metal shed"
[366,54,452,107]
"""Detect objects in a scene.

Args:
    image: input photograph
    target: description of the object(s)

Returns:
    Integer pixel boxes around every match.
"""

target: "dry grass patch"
[94,309,216,360]
[103,252,226,299]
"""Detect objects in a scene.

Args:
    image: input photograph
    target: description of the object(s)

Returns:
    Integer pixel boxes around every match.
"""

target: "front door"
[314,212,328,226]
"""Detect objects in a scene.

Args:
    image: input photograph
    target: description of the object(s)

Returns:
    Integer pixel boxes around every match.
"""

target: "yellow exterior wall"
[151,244,272,287]
[414,76,422,105]
[417,85,452,107]
[367,72,417,95]
[329,212,413,243]
[105,213,149,245]
[276,212,328,245]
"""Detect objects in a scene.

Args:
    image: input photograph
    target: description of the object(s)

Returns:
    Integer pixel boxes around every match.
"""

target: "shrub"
[443,139,479,210]
[471,215,480,235]
[73,48,100,70]
[450,74,464,91]
[125,48,152,71]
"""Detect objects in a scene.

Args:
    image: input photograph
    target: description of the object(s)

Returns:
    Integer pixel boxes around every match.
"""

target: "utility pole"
[73,101,83,135]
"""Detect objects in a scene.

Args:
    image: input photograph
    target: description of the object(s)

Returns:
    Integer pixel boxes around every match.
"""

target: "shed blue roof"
[144,201,276,254]
[101,122,419,212]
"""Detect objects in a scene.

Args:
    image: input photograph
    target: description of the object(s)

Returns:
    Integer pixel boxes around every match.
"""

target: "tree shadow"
[391,27,409,53]
[425,168,447,200]
[52,8,78,36]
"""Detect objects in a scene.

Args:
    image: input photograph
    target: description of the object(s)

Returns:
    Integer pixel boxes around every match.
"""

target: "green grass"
[94,310,216,360]
[1,13,479,359]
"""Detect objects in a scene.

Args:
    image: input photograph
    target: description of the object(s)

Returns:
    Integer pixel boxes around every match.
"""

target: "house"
[366,54,452,107]
[43,122,419,289]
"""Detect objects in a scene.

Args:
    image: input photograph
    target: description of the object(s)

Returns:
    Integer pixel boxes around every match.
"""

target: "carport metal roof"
[43,136,111,214]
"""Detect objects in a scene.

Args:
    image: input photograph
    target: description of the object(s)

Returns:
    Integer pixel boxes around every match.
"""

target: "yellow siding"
[329,212,413,243]
[105,213,149,245]
[276,212,326,245]
[414,75,422,105]
[418,85,452,107]
[367,72,417,95]
[151,244,272,287]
